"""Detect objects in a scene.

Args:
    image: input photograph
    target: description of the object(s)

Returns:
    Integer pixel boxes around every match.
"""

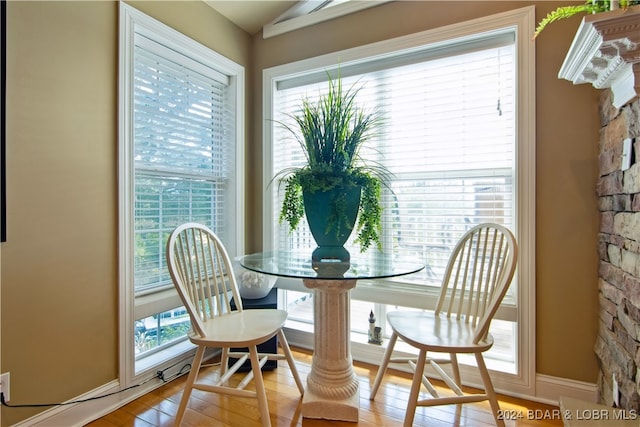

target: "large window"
[264,7,535,395]
[272,43,515,283]
[119,3,244,383]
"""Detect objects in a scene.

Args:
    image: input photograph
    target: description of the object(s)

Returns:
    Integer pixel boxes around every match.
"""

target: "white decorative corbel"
[559,5,640,108]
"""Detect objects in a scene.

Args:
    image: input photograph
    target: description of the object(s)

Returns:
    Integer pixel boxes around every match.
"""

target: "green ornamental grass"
[274,75,391,252]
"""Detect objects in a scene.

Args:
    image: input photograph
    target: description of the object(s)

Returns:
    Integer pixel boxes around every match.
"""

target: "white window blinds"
[272,36,515,285]
[133,33,233,293]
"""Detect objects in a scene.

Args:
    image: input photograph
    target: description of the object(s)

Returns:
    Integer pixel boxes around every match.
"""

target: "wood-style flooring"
[86,349,563,426]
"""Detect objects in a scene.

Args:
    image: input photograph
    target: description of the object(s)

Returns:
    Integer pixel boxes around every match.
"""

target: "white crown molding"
[558,5,640,108]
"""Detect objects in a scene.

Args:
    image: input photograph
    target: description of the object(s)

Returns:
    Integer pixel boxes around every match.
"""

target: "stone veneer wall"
[596,89,640,410]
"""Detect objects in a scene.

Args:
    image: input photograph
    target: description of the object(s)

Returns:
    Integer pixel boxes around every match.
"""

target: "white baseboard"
[535,374,598,405]
[11,350,212,427]
[10,379,162,427]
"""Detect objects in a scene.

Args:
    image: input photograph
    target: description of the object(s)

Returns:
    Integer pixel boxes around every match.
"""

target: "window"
[272,43,515,280]
[264,7,535,394]
[119,3,244,382]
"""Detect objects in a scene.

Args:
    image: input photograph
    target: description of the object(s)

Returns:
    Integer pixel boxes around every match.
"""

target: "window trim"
[263,5,535,396]
[118,2,245,386]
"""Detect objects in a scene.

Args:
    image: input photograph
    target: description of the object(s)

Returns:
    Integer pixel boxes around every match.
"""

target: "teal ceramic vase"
[303,185,361,262]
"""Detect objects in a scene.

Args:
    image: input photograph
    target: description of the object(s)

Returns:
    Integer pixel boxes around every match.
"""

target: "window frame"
[118,2,245,386]
[263,6,535,395]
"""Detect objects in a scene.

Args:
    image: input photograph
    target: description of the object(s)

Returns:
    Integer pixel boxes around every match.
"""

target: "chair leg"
[450,353,463,424]
[370,332,398,400]
[404,348,427,427]
[475,352,505,427]
[249,345,271,427]
[174,345,205,426]
[450,352,461,386]
[278,329,304,395]
[220,347,229,375]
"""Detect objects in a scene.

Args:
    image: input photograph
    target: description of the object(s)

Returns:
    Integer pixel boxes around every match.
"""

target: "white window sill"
[135,339,196,376]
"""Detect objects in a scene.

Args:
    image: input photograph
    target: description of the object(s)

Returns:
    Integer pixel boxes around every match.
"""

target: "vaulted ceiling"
[204,1,297,35]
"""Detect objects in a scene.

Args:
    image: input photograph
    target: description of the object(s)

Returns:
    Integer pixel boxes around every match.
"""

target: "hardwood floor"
[86,349,563,427]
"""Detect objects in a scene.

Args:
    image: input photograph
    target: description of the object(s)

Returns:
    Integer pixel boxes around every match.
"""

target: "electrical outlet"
[621,138,633,171]
[0,372,9,402]
[613,374,619,407]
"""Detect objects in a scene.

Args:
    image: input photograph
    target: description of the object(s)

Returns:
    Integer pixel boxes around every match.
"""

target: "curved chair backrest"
[166,223,243,338]
[434,223,518,344]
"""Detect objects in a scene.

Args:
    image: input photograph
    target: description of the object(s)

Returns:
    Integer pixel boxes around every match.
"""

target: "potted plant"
[534,0,640,38]
[274,75,390,261]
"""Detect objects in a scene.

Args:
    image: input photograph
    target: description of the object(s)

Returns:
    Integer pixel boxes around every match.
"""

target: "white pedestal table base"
[301,278,359,422]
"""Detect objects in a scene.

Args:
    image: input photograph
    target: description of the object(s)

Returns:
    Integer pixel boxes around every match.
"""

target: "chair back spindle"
[167,223,243,338]
[434,223,517,344]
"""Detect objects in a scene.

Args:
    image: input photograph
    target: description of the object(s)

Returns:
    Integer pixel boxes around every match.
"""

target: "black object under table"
[229,287,278,371]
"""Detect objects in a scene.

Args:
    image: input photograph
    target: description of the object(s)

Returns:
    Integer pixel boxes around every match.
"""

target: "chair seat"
[188,309,287,347]
[387,311,494,353]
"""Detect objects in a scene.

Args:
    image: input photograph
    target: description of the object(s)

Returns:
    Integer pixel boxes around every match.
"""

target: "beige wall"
[1,1,250,425]
[249,1,601,383]
[1,0,601,425]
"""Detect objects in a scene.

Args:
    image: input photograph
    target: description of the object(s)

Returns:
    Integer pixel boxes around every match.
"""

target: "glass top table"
[238,249,424,280]
[238,249,424,422]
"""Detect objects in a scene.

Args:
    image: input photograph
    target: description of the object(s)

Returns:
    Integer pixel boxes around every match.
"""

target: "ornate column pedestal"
[301,278,359,422]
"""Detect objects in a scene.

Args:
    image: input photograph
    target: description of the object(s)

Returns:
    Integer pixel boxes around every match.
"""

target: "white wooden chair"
[166,223,304,427]
[369,223,518,427]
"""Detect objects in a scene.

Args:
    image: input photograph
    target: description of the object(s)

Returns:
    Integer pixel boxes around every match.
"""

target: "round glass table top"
[238,249,424,280]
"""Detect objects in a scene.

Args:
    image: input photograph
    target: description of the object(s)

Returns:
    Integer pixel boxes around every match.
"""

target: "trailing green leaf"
[354,174,382,251]
[279,175,304,230]
[534,0,640,38]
